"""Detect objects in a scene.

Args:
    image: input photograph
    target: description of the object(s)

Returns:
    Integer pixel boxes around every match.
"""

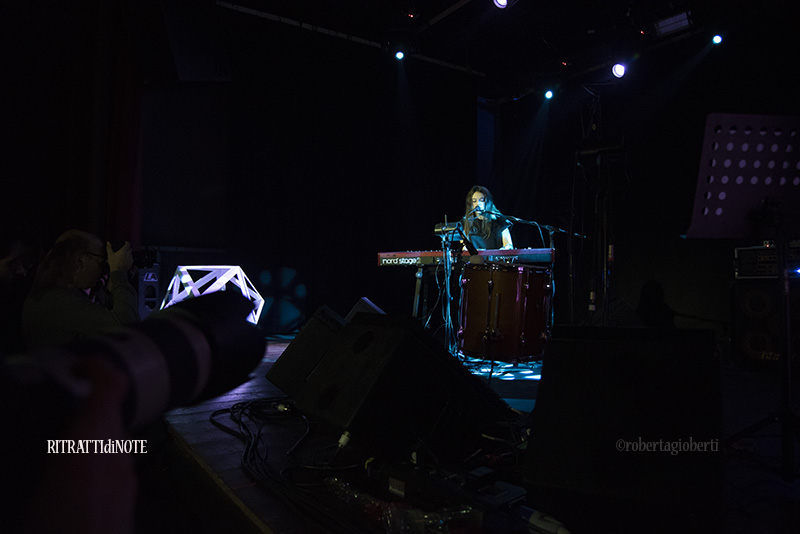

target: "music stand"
[686,113,800,480]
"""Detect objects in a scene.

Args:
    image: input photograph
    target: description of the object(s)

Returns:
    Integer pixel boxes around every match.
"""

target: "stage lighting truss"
[160,265,264,324]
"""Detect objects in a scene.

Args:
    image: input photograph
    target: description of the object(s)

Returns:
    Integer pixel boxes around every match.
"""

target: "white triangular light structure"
[160,265,265,324]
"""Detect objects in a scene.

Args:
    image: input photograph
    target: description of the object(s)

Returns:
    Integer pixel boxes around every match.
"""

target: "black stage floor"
[139,331,800,534]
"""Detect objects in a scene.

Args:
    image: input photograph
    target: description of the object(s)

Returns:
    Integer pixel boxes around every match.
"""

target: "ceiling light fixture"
[654,11,692,38]
[493,0,518,9]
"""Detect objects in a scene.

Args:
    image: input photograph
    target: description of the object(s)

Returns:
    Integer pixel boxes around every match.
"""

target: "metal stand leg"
[412,267,424,319]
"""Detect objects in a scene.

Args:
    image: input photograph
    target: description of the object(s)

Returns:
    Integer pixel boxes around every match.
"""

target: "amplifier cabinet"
[735,245,800,279]
[731,278,800,364]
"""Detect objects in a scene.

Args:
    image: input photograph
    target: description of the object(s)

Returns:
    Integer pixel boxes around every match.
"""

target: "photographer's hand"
[107,241,133,274]
[106,242,133,292]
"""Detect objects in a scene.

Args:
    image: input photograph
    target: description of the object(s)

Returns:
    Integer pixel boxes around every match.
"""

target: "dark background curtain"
[4,0,798,335]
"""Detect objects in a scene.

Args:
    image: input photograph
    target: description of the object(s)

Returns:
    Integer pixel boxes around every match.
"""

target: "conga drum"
[457,263,551,361]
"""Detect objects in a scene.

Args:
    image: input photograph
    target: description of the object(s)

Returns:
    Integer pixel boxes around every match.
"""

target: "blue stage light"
[545,90,553,100]
[712,35,723,45]
[395,50,404,60]
[612,63,626,78]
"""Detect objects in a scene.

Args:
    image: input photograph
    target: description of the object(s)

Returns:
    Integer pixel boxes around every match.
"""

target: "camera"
[132,249,158,269]
[3,291,266,431]
[109,240,158,269]
[1,291,265,532]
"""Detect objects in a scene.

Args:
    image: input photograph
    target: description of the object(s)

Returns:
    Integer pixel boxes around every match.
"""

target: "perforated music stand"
[686,114,800,239]
[687,113,800,480]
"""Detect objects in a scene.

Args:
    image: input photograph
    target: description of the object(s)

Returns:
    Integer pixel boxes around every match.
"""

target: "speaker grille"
[732,279,799,363]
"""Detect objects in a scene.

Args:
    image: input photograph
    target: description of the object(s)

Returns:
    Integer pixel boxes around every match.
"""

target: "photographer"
[22,230,140,351]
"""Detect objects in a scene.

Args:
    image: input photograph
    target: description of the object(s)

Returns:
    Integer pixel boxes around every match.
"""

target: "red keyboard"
[377,248,554,266]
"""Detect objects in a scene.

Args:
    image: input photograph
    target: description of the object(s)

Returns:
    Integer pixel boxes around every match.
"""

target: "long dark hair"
[463,185,500,239]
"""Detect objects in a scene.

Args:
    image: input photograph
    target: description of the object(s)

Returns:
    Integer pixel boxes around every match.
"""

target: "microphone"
[483,209,511,222]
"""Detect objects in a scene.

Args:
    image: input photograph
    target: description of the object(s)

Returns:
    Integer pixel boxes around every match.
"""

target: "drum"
[457,262,551,361]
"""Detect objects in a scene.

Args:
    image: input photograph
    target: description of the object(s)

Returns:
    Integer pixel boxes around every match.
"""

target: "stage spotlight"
[545,90,554,100]
[388,39,408,60]
[712,34,723,45]
[493,0,518,8]
[612,63,626,78]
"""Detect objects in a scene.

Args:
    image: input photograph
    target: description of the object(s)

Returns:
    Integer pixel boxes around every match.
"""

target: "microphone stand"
[485,211,586,244]
[438,218,462,358]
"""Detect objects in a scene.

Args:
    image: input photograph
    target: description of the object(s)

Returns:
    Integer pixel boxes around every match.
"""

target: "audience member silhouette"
[636,279,676,328]
[0,229,41,354]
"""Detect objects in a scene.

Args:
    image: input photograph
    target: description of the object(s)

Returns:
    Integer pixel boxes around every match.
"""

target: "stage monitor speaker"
[271,313,515,463]
[266,305,346,399]
[732,278,800,365]
[344,297,386,323]
[267,298,386,398]
[524,326,722,534]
